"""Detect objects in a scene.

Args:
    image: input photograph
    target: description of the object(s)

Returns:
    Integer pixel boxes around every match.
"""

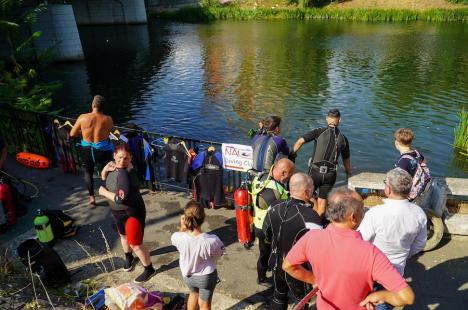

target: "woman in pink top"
[171,201,225,310]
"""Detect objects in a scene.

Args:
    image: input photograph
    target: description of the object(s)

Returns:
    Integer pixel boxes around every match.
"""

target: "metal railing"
[0,107,244,204]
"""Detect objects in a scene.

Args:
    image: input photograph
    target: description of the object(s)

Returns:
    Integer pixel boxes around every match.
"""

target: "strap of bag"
[292,286,319,310]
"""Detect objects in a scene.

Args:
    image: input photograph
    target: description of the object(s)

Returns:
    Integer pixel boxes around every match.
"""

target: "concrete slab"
[2,159,468,309]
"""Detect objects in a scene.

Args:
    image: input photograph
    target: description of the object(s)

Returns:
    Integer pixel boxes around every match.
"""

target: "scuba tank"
[0,179,15,225]
[234,181,254,249]
[34,210,54,244]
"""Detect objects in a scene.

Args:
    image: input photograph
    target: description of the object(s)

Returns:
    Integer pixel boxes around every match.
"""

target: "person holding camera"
[290,109,352,217]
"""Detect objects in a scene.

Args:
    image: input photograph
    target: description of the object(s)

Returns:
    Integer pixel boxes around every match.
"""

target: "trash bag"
[105,282,164,310]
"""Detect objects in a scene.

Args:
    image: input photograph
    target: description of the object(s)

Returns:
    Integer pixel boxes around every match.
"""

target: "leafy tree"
[0,0,61,112]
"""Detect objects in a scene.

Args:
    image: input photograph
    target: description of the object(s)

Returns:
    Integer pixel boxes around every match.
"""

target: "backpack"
[401,150,431,200]
[17,238,71,286]
[42,210,77,240]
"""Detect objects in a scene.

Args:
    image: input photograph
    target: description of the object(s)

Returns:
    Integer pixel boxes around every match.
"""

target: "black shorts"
[111,209,146,242]
[308,167,337,199]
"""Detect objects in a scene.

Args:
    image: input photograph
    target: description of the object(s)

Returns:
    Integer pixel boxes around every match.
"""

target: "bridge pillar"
[33,4,84,61]
[70,0,148,25]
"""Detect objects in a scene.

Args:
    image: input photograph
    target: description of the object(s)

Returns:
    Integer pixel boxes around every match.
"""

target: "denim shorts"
[183,269,218,301]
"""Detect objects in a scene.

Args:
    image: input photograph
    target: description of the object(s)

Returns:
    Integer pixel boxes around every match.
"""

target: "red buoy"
[16,152,50,169]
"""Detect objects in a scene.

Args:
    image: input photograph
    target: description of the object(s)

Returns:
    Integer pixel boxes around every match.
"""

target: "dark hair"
[92,95,106,112]
[262,116,281,133]
[183,200,205,231]
[327,108,341,118]
[326,188,363,223]
[114,143,131,154]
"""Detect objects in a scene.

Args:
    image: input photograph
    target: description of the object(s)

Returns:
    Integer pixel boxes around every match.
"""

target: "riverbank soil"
[1,158,467,309]
[238,0,466,9]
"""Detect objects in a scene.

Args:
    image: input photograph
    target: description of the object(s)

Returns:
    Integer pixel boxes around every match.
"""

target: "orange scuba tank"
[16,152,50,169]
[234,183,254,249]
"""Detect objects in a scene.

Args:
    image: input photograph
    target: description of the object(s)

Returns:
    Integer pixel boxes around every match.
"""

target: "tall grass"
[154,6,468,22]
[454,108,468,157]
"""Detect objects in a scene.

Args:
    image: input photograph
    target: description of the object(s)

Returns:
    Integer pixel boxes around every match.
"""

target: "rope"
[0,169,39,199]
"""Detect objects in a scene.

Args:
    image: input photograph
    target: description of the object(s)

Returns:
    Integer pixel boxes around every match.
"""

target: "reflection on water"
[50,20,468,177]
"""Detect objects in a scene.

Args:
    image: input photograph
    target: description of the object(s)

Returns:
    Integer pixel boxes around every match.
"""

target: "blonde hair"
[183,200,205,231]
[394,128,414,146]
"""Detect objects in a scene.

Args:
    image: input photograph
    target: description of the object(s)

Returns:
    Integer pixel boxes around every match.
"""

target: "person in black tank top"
[290,109,352,218]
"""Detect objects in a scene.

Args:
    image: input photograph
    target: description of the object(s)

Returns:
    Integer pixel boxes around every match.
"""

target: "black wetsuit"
[302,126,350,199]
[263,198,323,310]
[82,142,113,197]
[192,150,226,208]
[105,168,146,235]
[164,143,189,183]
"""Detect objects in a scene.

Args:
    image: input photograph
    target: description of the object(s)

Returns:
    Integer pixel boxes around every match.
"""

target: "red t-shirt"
[286,224,408,309]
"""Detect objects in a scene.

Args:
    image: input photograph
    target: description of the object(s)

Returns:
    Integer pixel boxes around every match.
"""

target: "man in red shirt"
[282,188,415,309]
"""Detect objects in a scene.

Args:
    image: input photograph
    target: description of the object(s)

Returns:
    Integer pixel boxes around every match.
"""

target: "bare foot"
[89,196,96,205]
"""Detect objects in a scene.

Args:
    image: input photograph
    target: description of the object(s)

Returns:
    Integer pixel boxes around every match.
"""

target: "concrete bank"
[2,159,468,309]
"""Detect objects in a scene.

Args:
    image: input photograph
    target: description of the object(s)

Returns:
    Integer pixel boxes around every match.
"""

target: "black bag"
[43,210,77,239]
[17,239,71,286]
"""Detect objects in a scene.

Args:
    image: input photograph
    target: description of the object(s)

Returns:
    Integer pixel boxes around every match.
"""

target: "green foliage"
[0,0,59,112]
[447,0,468,4]
[154,6,468,22]
[454,108,468,157]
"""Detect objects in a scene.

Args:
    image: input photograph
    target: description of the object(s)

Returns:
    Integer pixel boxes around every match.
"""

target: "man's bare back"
[71,112,113,143]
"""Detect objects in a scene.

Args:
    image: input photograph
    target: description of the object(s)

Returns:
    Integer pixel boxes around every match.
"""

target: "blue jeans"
[373,283,393,310]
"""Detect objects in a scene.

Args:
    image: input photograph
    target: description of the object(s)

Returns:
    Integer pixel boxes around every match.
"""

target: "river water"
[49,20,468,178]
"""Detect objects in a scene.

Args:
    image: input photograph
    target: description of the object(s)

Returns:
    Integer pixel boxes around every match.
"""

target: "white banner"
[221,143,253,172]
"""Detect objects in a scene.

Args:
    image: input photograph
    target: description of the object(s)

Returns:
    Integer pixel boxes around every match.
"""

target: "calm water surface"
[49,20,468,178]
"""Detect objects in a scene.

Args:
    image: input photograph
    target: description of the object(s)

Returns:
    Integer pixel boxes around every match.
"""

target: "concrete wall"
[32,4,84,61]
[146,0,199,11]
[71,0,147,25]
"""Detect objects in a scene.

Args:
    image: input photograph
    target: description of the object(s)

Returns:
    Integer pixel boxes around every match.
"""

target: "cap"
[327,108,341,118]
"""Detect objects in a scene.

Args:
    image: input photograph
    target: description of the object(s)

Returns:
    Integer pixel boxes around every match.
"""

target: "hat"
[327,109,341,118]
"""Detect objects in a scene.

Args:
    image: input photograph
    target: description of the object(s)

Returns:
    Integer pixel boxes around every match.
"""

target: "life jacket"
[310,127,346,168]
[252,134,279,172]
[250,173,288,229]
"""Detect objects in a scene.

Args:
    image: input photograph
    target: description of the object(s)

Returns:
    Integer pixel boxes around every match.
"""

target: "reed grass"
[454,108,468,157]
[154,6,468,22]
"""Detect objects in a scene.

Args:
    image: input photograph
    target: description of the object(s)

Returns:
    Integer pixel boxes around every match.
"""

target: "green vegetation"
[0,0,61,112]
[155,5,468,22]
[454,109,468,157]
[448,0,468,4]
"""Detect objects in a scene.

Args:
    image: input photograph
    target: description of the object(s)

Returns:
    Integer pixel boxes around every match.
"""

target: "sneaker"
[123,255,135,272]
[133,266,156,283]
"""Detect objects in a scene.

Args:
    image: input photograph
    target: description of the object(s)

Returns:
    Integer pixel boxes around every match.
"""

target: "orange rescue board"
[16,152,50,169]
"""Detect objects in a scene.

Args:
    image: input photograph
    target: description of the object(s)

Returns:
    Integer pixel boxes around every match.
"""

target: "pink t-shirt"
[286,224,408,310]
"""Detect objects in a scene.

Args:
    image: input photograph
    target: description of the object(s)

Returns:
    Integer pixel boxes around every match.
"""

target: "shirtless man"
[70,95,114,205]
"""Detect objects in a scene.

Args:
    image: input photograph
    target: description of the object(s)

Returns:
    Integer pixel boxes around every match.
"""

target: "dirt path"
[3,159,468,309]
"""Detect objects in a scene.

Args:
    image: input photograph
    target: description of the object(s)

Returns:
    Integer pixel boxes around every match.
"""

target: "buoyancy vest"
[251,173,288,229]
[311,127,346,167]
[252,134,279,172]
